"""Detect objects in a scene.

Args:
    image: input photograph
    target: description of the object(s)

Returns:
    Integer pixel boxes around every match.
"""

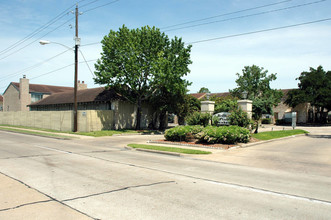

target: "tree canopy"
[94,25,192,129]
[230,65,282,133]
[198,87,211,93]
[285,66,331,122]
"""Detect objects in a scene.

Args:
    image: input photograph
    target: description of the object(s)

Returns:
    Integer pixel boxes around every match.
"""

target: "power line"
[79,49,96,77]
[164,0,327,32]
[80,0,102,8]
[83,0,120,13]
[161,0,294,30]
[29,59,98,80]
[187,17,331,44]
[80,42,101,47]
[0,4,76,57]
[0,17,74,61]
[0,49,72,81]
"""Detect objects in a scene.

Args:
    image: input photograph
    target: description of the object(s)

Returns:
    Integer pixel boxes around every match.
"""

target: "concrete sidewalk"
[0,173,92,220]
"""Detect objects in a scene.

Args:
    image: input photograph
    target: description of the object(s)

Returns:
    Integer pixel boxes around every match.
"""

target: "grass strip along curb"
[252,129,308,140]
[127,144,211,155]
[0,126,74,139]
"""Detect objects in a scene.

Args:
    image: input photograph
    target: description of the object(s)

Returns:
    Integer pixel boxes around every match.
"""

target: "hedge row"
[164,125,250,144]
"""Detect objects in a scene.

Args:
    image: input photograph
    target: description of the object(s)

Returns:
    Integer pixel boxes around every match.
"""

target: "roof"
[29,87,123,106]
[190,93,206,99]
[11,82,73,94]
[190,89,295,100]
[190,92,232,100]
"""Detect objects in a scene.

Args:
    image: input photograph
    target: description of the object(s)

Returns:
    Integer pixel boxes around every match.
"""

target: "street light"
[39,39,79,132]
[242,91,248,100]
[39,4,80,132]
[39,40,74,50]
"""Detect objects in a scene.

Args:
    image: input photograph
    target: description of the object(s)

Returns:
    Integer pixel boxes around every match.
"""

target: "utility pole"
[73,3,80,132]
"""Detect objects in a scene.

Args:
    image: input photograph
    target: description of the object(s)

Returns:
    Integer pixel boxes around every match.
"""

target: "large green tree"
[94,25,192,129]
[285,66,331,123]
[230,65,282,133]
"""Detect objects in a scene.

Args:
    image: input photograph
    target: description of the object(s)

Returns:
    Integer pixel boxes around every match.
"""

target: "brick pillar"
[237,99,253,119]
[19,76,30,111]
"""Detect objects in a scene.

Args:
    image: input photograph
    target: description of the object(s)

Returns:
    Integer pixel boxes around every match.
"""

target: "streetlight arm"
[39,40,74,51]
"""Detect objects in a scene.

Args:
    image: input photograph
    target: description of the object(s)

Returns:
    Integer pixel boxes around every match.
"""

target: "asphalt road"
[0,130,331,219]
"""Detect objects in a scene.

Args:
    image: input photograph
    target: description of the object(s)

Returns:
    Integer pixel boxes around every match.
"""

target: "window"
[31,93,43,103]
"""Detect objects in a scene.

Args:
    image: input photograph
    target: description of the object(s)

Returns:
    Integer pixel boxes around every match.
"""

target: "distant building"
[190,89,310,124]
[2,76,86,111]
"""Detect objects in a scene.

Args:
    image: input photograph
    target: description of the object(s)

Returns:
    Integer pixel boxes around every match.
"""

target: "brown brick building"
[2,76,80,112]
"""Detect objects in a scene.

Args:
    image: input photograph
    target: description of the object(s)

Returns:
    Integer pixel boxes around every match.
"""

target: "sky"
[1,0,331,94]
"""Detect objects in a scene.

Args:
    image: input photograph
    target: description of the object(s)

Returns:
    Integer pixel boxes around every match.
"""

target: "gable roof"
[190,92,232,100]
[29,87,123,106]
[190,93,206,99]
[11,82,73,94]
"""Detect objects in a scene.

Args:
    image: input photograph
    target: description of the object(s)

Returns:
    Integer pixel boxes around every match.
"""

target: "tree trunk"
[254,120,259,133]
[158,110,167,131]
[178,116,185,125]
[135,99,142,130]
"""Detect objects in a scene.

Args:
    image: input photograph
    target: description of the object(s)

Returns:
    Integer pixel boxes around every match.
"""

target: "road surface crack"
[62,180,176,202]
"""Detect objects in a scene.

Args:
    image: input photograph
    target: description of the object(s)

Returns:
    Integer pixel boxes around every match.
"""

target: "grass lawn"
[127,144,211,154]
[0,126,74,139]
[252,129,308,140]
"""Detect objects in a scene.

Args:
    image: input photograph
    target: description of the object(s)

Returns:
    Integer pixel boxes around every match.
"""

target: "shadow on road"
[308,134,331,139]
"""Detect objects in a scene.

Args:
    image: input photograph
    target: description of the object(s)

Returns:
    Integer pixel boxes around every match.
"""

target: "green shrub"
[186,111,211,127]
[164,125,203,142]
[229,108,251,128]
[261,118,272,124]
[195,126,251,144]
[211,115,220,126]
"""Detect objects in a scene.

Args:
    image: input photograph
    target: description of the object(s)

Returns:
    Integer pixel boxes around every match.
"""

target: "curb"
[148,140,230,150]
[125,146,181,157]
[238,133,307,148]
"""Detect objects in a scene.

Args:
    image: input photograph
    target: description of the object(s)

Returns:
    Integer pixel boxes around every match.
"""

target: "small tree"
[175,95,200,125]
[230,65,282,133]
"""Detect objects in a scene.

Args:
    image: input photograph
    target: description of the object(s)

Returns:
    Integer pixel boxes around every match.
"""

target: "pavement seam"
[0,199,53,212]
[62,181,175,202]
[0,171,97,220]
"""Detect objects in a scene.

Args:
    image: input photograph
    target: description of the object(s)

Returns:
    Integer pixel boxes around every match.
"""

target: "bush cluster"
[164,125,203,142]
[195,126,250,144]
[186,112,211,127]
[164,125,250,144]
[229,108,251,128]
